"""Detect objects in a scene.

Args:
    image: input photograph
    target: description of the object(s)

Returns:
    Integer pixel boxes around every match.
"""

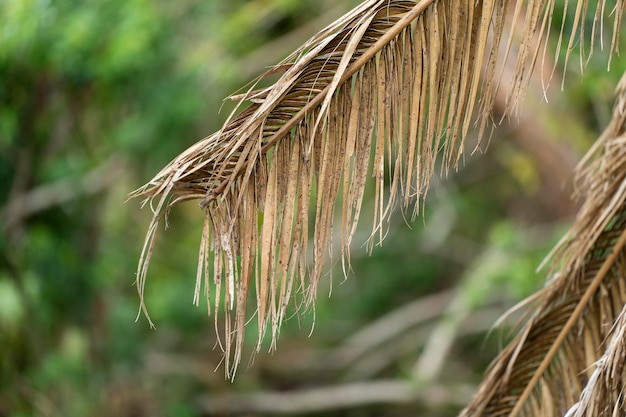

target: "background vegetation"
[1,1,625,416]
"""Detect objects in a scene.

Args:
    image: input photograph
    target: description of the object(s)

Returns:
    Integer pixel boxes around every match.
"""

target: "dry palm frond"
[132,0,624,376]
[460,74,626,417]
[566,303,626,417]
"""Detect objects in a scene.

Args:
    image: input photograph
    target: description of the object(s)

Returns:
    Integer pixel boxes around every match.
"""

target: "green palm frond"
[132,0,624,386]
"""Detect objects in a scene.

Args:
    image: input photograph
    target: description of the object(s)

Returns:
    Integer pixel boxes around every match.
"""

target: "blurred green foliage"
[0,0,223,414]
[0,0,625,416]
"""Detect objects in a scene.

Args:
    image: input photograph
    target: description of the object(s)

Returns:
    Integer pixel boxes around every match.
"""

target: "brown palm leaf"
[460,73,626,417]
[131,0,624,378]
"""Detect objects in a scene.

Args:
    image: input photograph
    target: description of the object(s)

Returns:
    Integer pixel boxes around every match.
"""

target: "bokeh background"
[1,1,625,416]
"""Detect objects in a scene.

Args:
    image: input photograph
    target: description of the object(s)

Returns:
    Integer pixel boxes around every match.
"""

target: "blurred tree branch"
[195,379,474,415]
[2,155,126,237]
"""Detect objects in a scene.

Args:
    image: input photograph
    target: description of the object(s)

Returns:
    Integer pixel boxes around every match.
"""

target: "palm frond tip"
[132,0,625,376]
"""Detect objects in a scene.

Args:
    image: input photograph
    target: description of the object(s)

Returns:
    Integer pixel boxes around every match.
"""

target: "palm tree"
[132,1,626,415]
